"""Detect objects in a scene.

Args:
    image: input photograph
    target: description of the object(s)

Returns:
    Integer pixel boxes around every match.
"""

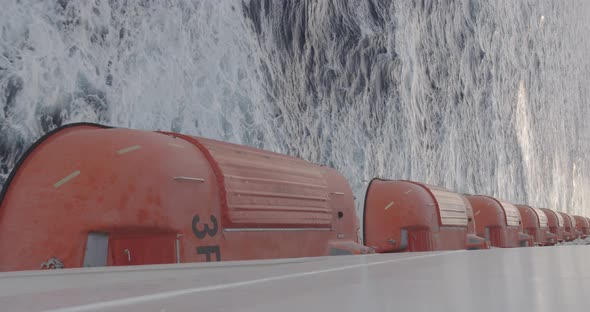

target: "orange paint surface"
[573,215,589,238]
[0,124,366,272]
[516,205,555,246]
[466,196,531,248]
[540,208,566,243]
[363,179,487,253]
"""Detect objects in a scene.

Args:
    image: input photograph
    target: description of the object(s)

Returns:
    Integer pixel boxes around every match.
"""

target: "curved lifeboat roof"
[567,214,577,229]
[540,208,564,228]
[465,195,521,228]
[516,205,539,228]
[574,215,589,228]
[0,123,336,230]
[531,207,548,228]
[165,133,335,229]
[363,179,470,252]
[498,201,522,227]
[363,179,469,231]
[556,211,565,227]
[517,205,548,229]
[557,212,571,229]
[422,184,469,227]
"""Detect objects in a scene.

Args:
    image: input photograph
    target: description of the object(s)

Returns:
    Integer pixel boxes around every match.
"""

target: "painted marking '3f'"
[191,214,221,262]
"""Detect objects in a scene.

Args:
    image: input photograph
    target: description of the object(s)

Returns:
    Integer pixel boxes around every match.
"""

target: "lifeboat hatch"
[109,234,176,266]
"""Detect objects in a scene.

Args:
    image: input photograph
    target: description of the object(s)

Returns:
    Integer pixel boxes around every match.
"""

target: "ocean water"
[1,0,589,216]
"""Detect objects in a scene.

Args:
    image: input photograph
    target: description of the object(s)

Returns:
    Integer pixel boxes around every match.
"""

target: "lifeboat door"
[109,234,176,266]
[83,232,109,267]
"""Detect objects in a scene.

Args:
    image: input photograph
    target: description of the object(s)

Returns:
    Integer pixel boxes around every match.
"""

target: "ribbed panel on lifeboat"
[200,138,331,228]
[500,201,521,227]
[556,212,564,227]
[429,188,468,226]
[532,207,548,228]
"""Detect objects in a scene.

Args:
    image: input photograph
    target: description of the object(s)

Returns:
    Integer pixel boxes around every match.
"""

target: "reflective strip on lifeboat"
[500,201,521,227]
[532,207,548,228]
[430,189,468,226]
[556,212,564,227]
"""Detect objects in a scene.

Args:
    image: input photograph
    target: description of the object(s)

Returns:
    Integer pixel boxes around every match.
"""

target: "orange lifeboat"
[0,123,368,272]
[560,212,582,240]
[516,205,556,246]
[465,196,532,248]
[557,212,576,241]
[540,209,565,242]
[363,179,488,252]
[574,216,589,238]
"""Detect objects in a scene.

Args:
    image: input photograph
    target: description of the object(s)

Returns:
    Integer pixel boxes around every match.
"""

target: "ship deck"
[1,245,589,311]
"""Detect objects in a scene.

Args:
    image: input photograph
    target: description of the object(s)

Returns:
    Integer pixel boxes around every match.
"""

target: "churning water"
[1,1,589,216]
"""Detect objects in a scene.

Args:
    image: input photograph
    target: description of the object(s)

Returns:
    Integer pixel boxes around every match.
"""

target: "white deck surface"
[1,245,589,311]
